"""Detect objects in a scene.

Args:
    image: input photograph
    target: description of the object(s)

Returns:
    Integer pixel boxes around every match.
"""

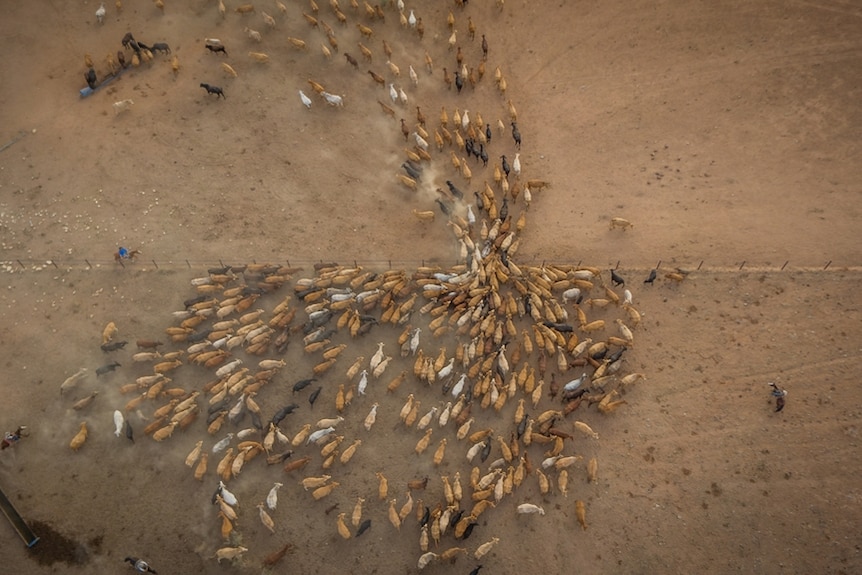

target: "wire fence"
[1,256,859,275]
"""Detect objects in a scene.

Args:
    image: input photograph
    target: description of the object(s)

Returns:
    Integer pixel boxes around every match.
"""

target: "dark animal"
[116,50,126,68]
[308,310,333,329]
[460,521,477,540]
[607,347,626,363]
[499,197,509,221]
[449,509,464,528]
[480,437,491,462]
[644,269,657,284]
[101,340,128,352]
[481,34,488,59]
[356,519,372,537]
[356,316,378,337]
[136,42,152,52]
[610,269,625,287]
[292,378,316,393]
[270,449,293,464]
[469,567,484,575]
[84,68,97,89]
[368,70,386,85]
[465,138,474,158]
[128,40,141,56]
[123,419,134,442]
[517,413,528,438]
[454,71,463,93]
[304,327,334,344]
[208,400,229,416]
[445,180,463,200]
[435,198,451,216]
[205,43,228,56]
[187,329,212,343]
[402,162,421,181]
[501,155,510,178]
[95,361,121,376]
[121,33,136,49]
[271,403,300,426]
[562,386,590,403]
[542,321,573,333]
[485,123,492,143]
[479,143,488,166]
[344,53,358,68]
[200,83,226,99]
[474,191,484,212]
[511,122,521,149]
[151,43,171,55]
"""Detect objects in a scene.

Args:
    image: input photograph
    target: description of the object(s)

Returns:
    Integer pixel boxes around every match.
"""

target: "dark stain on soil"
[27,520,91,566]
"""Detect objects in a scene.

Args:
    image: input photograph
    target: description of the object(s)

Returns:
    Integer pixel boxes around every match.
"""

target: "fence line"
[1,257,860,275]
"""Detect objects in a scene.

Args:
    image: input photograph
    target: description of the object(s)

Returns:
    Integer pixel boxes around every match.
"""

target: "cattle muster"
[52,0,682,572]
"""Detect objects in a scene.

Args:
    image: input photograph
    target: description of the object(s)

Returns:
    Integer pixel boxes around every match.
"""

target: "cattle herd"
[66,0,686,571]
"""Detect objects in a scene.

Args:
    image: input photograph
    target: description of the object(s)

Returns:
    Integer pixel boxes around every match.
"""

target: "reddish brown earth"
[0,1,860,574]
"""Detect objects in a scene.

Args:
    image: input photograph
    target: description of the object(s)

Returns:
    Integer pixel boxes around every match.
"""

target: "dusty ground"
[0,1,860,574]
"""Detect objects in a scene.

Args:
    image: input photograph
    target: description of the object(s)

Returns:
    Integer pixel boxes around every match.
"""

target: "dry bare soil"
[0,1,860,575]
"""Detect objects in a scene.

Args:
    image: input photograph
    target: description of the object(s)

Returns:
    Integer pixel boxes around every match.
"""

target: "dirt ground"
[0,1,860,574]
